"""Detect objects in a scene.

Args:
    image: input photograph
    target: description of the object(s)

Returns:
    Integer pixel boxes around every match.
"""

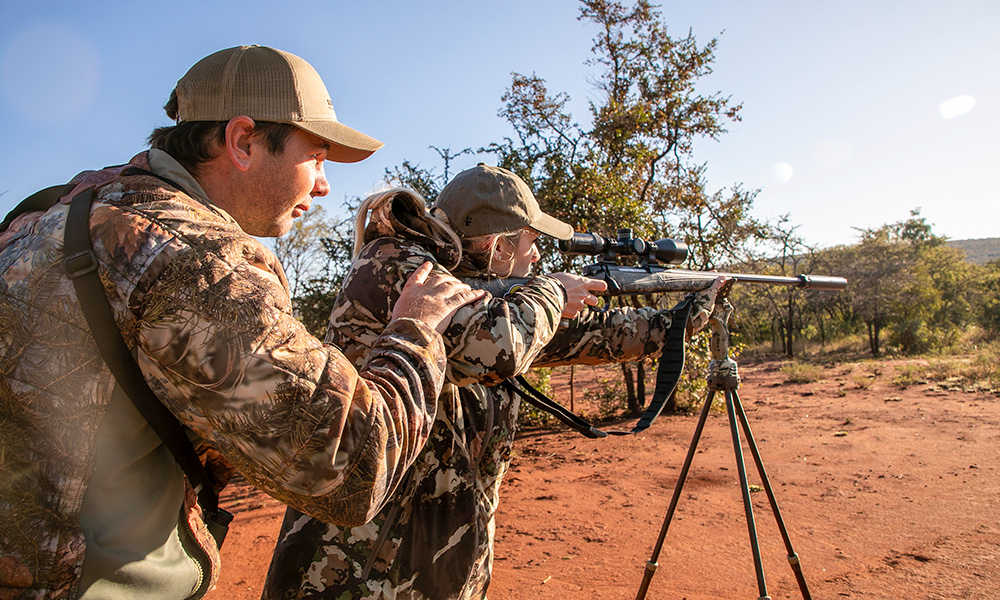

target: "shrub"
[583,377,627,420]
[516,368,557,428]
[779,362,824,384]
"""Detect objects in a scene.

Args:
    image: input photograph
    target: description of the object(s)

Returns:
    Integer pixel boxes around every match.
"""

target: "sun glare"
[772,162,794,184]
[939,95,975,119]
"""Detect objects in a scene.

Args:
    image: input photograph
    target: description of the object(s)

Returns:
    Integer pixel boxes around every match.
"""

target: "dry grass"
[779,362,824,384]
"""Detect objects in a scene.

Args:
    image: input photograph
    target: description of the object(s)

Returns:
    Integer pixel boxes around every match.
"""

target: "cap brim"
[294,120,384,163]
[531,212,574,240]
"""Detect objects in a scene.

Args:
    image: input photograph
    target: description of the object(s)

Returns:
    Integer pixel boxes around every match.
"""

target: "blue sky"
[1,1,997,248]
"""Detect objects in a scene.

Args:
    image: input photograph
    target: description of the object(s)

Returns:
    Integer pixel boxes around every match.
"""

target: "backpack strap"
[0,164,184,235]
[506,296,694,437]
[0,183,76,233]
[63,186,233,548]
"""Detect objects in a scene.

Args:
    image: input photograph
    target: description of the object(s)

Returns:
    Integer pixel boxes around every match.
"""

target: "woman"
[262,165,723,600]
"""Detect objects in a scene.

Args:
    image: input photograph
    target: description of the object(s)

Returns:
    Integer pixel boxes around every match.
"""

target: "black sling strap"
[503,296,694,438]
[63,186,233,548]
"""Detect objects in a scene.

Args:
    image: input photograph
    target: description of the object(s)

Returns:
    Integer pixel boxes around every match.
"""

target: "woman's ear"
[493,235,518,262]
[491,234,518,276]
[491,235,510,262]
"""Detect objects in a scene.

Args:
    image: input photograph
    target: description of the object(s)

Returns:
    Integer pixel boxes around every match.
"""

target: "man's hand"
[548,272,609,319]
[393,262,487,333]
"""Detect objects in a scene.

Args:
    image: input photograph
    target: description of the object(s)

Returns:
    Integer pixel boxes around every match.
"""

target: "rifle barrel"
[671,270,848,291]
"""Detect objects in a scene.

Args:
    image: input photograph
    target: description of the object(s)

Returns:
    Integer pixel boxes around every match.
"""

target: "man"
[0,45,483,599]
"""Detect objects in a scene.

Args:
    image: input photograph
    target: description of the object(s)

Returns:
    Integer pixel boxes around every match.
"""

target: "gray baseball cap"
[173,45,383,163]
[434,164,573,240]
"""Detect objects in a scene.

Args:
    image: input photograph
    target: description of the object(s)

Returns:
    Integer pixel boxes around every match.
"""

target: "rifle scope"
[558,229,688,265]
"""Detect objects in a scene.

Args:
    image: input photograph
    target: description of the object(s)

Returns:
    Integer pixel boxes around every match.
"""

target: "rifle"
[466,229,847,297]
[462,228,845,440]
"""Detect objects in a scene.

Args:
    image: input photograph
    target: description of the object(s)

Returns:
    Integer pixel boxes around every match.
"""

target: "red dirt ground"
[209,358,1000,599]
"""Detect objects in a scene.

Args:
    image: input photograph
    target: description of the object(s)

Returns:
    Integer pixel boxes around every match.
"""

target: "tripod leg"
[725,390,771,600]
[635,390,718,600]
[732,389,812,600]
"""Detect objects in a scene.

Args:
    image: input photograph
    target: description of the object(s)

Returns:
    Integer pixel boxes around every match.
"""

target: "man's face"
[508,228,542,277]
[238,128,331,237]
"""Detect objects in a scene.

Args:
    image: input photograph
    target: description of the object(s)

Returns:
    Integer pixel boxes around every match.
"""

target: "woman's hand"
[548,272,609,319]
[687,275,730,336]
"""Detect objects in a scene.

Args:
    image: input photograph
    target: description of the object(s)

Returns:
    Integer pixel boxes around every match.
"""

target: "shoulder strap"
[0,164,183,235]
[0,183,76,233]
[505,297,694,438]
[63,187,232,547]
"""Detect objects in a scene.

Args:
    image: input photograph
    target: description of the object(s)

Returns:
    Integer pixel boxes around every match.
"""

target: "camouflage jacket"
[0,153,448,599]
[262,194,714,599]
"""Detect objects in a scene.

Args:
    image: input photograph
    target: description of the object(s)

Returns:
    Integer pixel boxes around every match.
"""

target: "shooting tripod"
[635,295,812,600]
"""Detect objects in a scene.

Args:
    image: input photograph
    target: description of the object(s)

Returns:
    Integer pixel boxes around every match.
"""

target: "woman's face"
[504,228,542,277]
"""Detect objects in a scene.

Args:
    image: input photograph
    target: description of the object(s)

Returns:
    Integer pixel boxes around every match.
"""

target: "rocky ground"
[209,357,1000,599]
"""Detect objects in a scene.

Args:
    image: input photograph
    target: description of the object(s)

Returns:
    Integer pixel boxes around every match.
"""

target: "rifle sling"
[63,185,232,548]
[501,377,608,439]
[505,296,693,438]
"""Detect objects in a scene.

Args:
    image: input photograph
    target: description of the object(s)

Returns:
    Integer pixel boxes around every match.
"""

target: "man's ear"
[224,116,257,172]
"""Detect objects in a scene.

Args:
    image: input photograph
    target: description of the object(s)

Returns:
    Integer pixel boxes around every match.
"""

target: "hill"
[949,237,1000,265]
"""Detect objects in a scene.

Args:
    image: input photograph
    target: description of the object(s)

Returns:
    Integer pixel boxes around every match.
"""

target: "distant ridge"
[948,238,1000,265]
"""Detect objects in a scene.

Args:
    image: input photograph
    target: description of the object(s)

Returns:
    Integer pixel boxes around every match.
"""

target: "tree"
[846,227,912,357]
[976,259,1000,336]
[734,216,819,357]
[483,0,761,413]
[384,146,474,204]
[272,204,335,300]
[834,210,967,357]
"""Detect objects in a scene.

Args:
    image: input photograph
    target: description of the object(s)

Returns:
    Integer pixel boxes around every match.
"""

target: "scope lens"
[652,239,688,265]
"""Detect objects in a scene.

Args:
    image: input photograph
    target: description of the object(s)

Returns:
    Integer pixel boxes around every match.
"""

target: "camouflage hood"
[360,191,463,271]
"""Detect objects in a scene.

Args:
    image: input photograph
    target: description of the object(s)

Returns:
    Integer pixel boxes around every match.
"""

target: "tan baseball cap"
[174,45,383,163]
[435,164,574,240]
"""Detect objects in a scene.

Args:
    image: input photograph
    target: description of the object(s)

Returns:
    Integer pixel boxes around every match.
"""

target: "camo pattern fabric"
[0,154,448,599]
[261,212,717,598]
[532,287,718,368]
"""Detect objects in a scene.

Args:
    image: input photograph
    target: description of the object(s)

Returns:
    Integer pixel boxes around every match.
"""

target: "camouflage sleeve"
[131,233,447,527]
[329,238,566,387]
[532,287,718,367]
[441,274,565,386]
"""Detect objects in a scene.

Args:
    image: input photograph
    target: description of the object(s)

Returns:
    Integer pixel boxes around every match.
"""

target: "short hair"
[147,90,299,175]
